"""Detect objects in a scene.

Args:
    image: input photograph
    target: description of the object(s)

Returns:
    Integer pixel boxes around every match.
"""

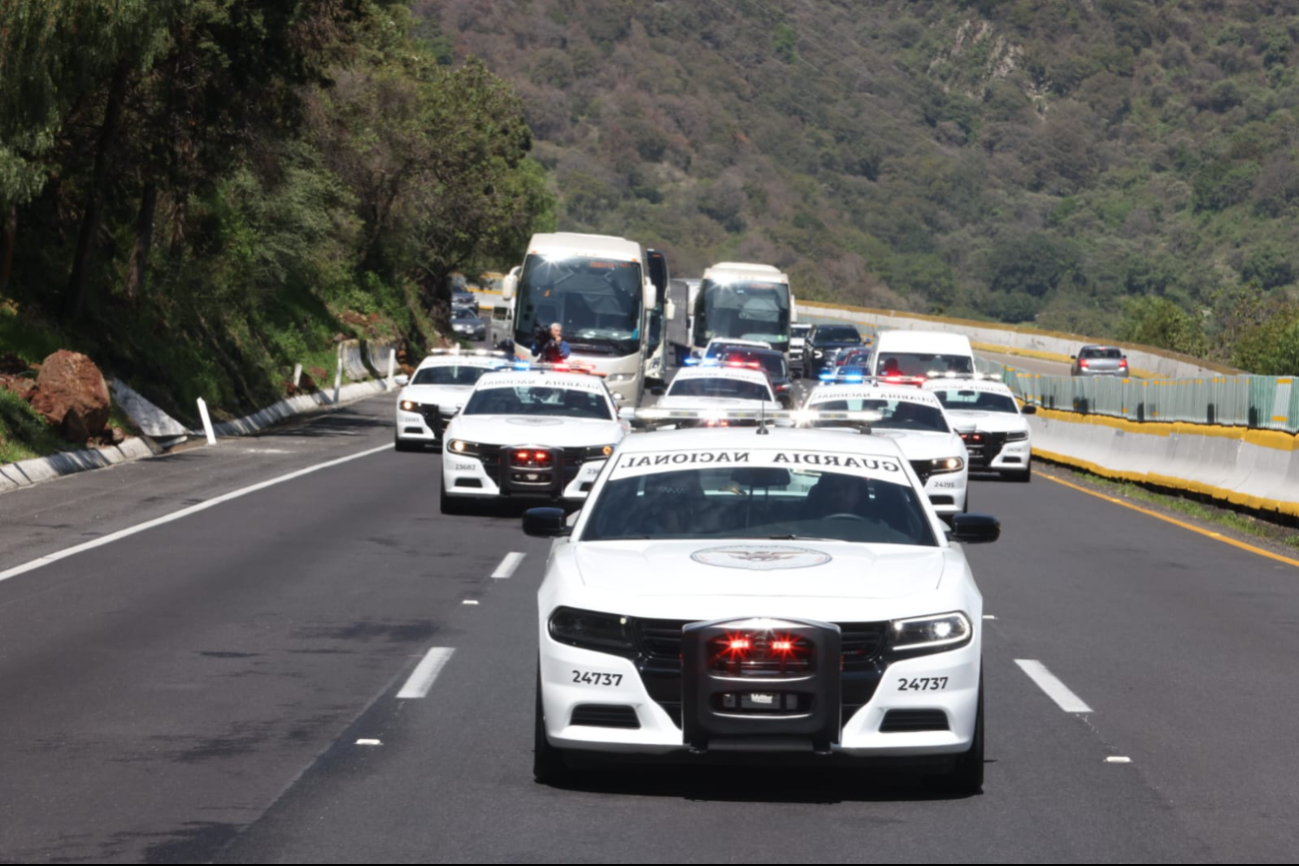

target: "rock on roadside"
[29,350,111,442]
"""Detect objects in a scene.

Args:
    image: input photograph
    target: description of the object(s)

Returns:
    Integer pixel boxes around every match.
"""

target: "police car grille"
[632,619,887,731]
[961,432,1007,469]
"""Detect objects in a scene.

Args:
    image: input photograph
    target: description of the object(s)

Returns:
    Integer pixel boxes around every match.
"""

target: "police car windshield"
[412,365,491,386]
[584,466,936,546]
[930,389,1019,414]
[811,398,949,433]
[667,377,772,402]
[462,386,612,419]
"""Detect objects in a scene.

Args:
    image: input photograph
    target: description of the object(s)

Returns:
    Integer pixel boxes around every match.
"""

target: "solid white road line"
[0,443,393,584]
[396,647,456,699]
[491,552,526,579]
[1015,659,1095,713]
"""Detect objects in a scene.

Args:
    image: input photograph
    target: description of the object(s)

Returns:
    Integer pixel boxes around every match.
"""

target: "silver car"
[1071,345,1129,377]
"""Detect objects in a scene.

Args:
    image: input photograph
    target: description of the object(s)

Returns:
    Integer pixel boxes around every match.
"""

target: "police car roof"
[808,383,944,405]
[473,370,608,391]
[416,354,504,370]
[616,425,907,460]
[922,378,1015,396]
[672,366,773,385]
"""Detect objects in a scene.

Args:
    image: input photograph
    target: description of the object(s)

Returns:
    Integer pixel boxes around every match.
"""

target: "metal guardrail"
[993,368,1299,432]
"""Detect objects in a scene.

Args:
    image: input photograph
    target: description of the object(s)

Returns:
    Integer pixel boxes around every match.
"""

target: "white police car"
[439,368,627,514]
[802,384,970,518]
[656,365,781,416]
[395,351,508,452]
[924,377,1035,482]
[524,409,998,792]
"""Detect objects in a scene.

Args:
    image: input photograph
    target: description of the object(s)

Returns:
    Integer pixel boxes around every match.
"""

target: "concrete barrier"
[1029,409,1299,518]
[795,300,1234,379]
[0,437,156,494]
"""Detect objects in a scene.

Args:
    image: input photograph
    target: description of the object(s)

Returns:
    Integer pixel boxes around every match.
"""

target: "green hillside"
[419,0,1299,372]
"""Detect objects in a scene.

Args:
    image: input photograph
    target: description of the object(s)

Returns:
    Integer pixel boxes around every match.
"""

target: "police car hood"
[867,429,963,460]
[573,540,946,600]
[941,410,1028,434]
[448,414,621,447]
[400,384,474,408]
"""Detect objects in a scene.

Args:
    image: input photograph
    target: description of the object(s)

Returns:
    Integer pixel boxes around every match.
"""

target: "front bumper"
[539,618,980,758]
[442,449,606,502]
[962,432,1031,473]
[921,471,968,515]
[396,406,455,445]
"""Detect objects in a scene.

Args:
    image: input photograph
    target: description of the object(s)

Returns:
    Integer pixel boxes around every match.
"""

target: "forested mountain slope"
[420,0,1299,371]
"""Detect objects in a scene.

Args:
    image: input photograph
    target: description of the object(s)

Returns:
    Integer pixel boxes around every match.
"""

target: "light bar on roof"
[627,408,884,427]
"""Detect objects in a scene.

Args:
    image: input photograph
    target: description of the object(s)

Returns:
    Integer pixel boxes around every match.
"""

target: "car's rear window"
[463,386,612,419]
[583,466,936,546]
[816,327,860,342]
[1081,347,1123,359]
[722,351,787,378]
[930,389,1019,414]
[412,365,491,386]
[667,377,774,402]
[809,398,950,433]
[876,352,974,377]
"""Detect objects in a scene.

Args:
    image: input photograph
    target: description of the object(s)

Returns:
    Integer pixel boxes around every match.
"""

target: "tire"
[440,481,472,515]
[534,667,570,785]
[938,673,984,795]
[394,435,419,453]
[962,490,969,514]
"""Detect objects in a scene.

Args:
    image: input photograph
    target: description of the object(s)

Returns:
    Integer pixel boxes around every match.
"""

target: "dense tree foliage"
[0,1,552,419]
[418,0,1299,371]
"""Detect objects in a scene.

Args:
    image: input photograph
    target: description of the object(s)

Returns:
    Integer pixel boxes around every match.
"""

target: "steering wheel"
[822,512,869,522]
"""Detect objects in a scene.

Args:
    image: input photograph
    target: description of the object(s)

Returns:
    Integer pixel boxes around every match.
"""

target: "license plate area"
[682,618,841,752]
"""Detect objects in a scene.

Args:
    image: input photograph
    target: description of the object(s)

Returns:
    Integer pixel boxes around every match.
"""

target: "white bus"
[691,262,796,358]
[501,232,658,405]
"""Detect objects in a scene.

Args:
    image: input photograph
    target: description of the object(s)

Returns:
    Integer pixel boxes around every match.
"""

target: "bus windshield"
[693,280,791,351]
[513,254,644,358]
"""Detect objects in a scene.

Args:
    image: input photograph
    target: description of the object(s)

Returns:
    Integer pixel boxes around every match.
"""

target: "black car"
[451,307,486,341]
[720,347,794,407]
[451,287,479,314]
[803,324,864,378]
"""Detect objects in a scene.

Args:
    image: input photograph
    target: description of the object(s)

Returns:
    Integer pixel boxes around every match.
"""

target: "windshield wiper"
[766,534,834,541]
[567,341,619,355]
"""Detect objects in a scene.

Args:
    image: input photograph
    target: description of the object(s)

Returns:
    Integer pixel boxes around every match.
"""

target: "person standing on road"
[531,323,571,364]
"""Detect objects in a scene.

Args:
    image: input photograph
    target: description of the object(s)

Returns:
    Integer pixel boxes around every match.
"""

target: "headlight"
[400,400,418,412]
[889,612,972,652]
[928,456,964,474]
[446,439,480,457]
[1005,430,1029,442]
[607,372,634,383]
[582,444,616,460]
[548,607,635,653]
[813,350,823,358]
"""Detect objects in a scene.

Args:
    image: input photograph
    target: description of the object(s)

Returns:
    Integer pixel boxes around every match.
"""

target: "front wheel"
[534,668,570,785]
[935,674,983,795]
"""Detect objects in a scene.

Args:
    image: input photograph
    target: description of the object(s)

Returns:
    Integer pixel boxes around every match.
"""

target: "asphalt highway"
[2,393,1298,863]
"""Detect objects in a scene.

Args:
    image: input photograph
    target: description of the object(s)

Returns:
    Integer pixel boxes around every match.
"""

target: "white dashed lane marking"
[491,552,526,579]
[397,647,456,699]
[1015,659,1094,713]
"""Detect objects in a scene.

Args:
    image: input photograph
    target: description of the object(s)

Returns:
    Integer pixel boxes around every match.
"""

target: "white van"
[871,330,976,379]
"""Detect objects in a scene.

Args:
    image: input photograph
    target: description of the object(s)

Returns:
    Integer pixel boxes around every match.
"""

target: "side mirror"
[649,386,666,397]
[1069,354,1077,360]
[665,299,677,320]
[523,507,570,538]
[643,278,656,312]
[618,406,637,422]
[1021,404,1037,415]
[947,514,1000,544]
[393,374,410,386]
[502,267,519,300]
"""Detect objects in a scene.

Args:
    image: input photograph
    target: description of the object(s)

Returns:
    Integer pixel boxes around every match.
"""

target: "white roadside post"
[333,344,343,404]
[292,363,303,389]
[196,398,217,446]
[387,348,396,390]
